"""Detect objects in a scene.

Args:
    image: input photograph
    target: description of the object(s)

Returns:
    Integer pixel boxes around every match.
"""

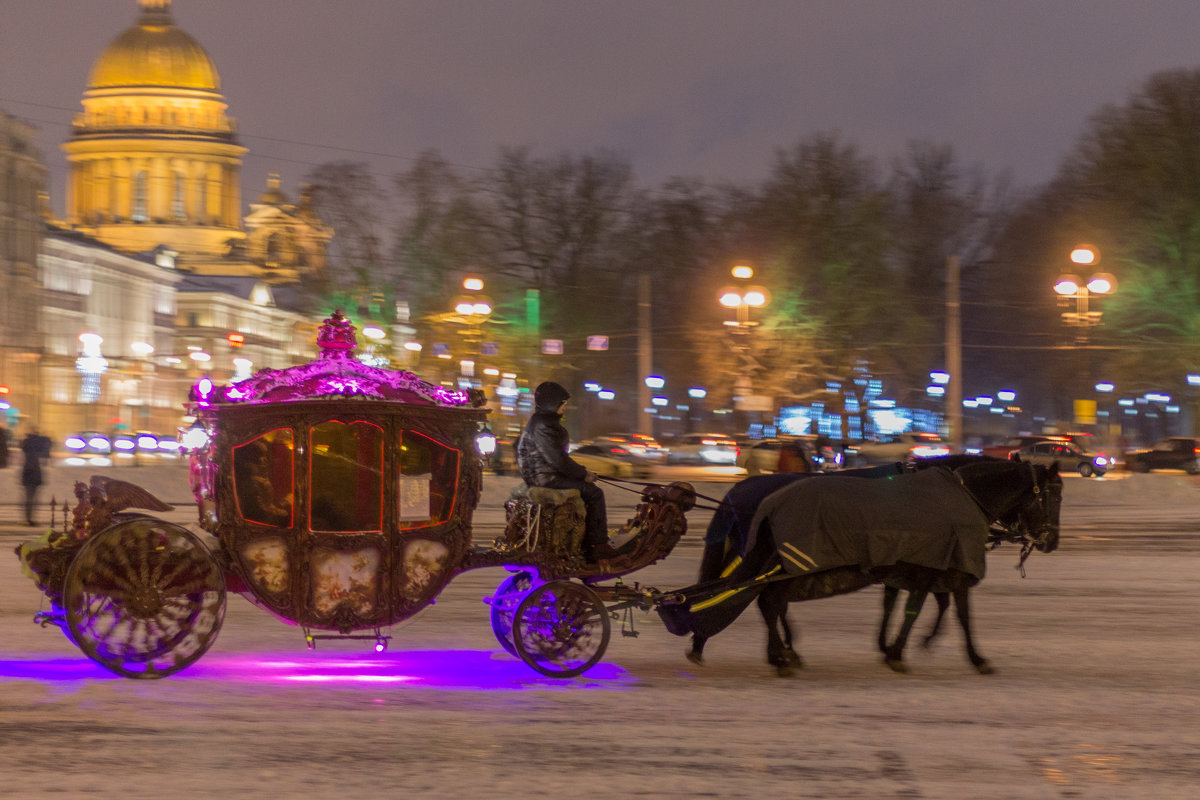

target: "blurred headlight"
[66,437,86,450]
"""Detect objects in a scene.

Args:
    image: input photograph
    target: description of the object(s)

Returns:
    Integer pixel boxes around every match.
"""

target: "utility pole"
[638,274,652,434]
[946,255,963,452]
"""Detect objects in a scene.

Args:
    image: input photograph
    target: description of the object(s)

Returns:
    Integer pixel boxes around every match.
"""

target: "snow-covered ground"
[0,466,1197,798]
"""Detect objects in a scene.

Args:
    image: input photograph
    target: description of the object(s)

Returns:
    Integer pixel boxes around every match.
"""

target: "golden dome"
[88,1,220,92]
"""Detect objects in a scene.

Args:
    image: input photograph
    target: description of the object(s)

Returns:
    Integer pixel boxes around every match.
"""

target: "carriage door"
[306,419,387,626]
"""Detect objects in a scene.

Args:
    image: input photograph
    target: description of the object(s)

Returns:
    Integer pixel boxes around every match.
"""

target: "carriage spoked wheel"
[489,570,535,656]
[62,518,226,679]
[511,579,611,677]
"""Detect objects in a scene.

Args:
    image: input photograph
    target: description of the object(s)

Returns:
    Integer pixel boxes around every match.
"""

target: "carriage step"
[33,611,66,629]
[302,627,391,653]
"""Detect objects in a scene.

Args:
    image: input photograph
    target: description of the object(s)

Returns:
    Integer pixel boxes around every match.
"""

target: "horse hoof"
[975,661,995,675]
[884,658,909,674]
[776,664,795,678]
[685,650,704,665]
[785,651,804,668]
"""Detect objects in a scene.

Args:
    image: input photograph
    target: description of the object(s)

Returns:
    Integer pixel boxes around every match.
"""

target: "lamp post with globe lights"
[718,265,771,430]
[1053,245,1117,430]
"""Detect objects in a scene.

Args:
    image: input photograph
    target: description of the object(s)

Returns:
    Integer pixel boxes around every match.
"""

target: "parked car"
[1011,440,1110,477]
[736,438,815,474]
[665,433,739,465]
[569,441,653,478]
[855,432,950,465]
[1123,437,1200,473]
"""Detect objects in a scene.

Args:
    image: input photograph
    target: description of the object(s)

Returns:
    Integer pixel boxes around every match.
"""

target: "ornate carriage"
[16,312,695,679]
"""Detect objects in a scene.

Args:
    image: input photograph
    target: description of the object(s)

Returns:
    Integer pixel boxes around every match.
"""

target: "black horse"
[669,457,1062,675]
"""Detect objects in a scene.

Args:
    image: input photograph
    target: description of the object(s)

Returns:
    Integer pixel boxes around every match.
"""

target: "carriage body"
[196,398,487,633]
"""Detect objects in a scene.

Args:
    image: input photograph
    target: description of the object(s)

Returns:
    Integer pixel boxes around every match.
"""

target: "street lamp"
[718,265,771,429]
[1054,245,1117,334]
[1054,245,1117,429]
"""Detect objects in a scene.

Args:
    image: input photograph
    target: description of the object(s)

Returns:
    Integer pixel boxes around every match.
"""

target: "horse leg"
[920,592,951,649]
[759,585,797,677]
[952,588,994,674]
[686,538,732,665]
[883,588,928,673]
[878,585,900,654]
[687,633,706,664]
[763,592,802,668]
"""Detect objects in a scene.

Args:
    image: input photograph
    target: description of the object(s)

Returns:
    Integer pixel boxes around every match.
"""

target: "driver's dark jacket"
[517,410,588,487]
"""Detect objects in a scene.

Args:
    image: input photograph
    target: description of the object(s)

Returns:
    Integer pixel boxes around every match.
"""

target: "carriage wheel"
[489,571,535,656]
[512,580,611,677]
[63,518,226,679]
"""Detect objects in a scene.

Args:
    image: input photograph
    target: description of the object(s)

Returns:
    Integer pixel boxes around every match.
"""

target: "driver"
[517,381,622,561]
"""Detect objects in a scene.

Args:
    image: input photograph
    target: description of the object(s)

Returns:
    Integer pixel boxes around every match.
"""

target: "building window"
[172,173,185,220]
[132,171,148,222]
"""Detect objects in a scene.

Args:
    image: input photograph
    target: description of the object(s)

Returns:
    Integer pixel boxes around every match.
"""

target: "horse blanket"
[747,467,990,582]
[704,463,906,547]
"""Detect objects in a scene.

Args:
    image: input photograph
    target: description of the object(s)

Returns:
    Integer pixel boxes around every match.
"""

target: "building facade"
[0,111,47,432]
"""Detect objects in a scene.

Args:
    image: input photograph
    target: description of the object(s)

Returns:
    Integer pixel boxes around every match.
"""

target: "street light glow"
[731,265,754,279]
[362,326,385,339]
[1070,246,1098,265]
[644,375,665,389]
[1086,273,1117,294]
[718,290,744,308]
[1054,275,1081,295]
[130,341,154,356]
[742,289,767,307]
[463,277,484,291]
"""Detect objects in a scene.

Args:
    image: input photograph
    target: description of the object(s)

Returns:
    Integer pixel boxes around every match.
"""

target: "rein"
[593,475,727,511]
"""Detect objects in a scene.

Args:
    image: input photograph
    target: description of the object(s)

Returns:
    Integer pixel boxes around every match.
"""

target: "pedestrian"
[0,423,9,469]
[516,381,623,561]
[20,426,52,526]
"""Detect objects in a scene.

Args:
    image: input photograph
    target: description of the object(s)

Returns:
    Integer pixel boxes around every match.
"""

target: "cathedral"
[62,0,331,283]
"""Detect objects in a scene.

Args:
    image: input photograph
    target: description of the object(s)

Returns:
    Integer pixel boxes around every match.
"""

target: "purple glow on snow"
[0,651,630,691]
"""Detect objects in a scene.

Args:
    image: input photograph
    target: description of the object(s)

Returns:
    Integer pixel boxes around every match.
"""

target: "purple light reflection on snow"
[0,650,631,691]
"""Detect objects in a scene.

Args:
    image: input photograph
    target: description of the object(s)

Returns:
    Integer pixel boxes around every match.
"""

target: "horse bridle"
[956,461,1060,575]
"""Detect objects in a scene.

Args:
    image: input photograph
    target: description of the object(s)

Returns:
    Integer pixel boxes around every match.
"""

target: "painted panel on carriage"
[233,428,294,528]
[397,430,461,530]
[243,537,289,595]
[398,539,451,604]
[310,547,381,617]
[309,420,384,533]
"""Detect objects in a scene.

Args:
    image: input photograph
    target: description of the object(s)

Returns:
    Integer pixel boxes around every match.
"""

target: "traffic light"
[0,385,9,395]
[227,333,245,348]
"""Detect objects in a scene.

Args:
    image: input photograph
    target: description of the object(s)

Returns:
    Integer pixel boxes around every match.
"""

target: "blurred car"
[593,432,667,460]
[1123,437,1200,473]
[980,435,1062,459]
[665,433,739,465]
[1010,439,1110,477]
[855,432,950,464]
[569,441,652,478]
[736,437,817,474]
[65,431,112,456]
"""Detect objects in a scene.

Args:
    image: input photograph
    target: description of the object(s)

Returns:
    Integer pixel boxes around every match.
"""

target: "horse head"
[1026,462,1063,552]
[1000,458,1062,553]
[956,457,1063,554]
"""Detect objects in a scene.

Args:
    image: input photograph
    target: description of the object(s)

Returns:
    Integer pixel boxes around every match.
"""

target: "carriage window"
[233,428,294,528]
[310,420,383,532]
[397,430,460,530]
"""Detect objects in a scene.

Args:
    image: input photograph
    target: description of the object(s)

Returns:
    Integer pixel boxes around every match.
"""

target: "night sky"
[3,0,1200,215]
